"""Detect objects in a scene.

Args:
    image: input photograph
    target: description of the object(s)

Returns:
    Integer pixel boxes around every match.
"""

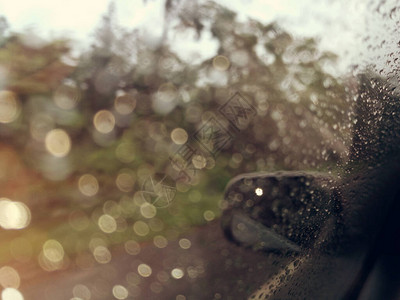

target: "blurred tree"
[0,0,352,262]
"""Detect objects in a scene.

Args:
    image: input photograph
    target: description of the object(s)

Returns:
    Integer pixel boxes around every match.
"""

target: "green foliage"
[0,1,351,260]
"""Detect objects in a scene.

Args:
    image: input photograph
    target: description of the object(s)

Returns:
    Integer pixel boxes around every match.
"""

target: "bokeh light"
[0,266,20,289]
[171,268,184,279]
[53,83,81,110]
[1,288,24,300]
[112,285,129,300]
[140,203,156,219]
[39,239,65,271]
[72,284,91,300]
[43,239,64,264]
[152,83,178,115]
[93,110,115,134]
[124,240,141,255]
[153,235,168,248]
[0,91,20,124]
[0,198,31,230]
[133,221,150,236]
[45,129,71,157]
[115,172,135,192]
[137,264,152,277]
[178,238,191,250]
[93,246,111,264]
[203,210,215,221]
[171,128,188,145]
[78,174,99,197]
[114,93,136,115]
[98,214,117,233]
[212,55,230,71]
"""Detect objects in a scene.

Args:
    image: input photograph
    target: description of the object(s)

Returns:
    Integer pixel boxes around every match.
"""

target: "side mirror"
[221,72,400,299]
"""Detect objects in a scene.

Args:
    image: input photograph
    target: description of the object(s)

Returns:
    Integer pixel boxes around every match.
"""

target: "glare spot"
[124,240,141,255]
[255,188,263,196]
[98,214,117,234]
[133,221,150,236]
[153,235,168,249]
[171,268,184,279]
[93,246,111,264]
[114,94,136,115]
[78,174,99,197]
[176,295,186,300]
[54,84,80,110]
[137,264,152,277]
[203,210,215,222]
[0,266,20,288]
[93,110,115,134]
[171,128,188,145]
[140,203,156,219]
[112,285,128,300]
[178,238,191,250]
[45,129,71,157]
[1,288,24,300]
[0,91,20,123]
[0,198,31,230]
[212,55,230,71]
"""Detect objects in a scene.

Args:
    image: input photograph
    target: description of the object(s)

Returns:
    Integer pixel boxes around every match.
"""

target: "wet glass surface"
[0,0,399,299]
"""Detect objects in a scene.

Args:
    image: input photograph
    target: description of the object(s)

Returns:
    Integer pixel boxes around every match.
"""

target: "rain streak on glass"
[0,91,20,123]
[93,110,115,133]
[45,129,71,157]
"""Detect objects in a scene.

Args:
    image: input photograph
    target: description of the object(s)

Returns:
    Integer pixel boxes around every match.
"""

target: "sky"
[0,0,393,74]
